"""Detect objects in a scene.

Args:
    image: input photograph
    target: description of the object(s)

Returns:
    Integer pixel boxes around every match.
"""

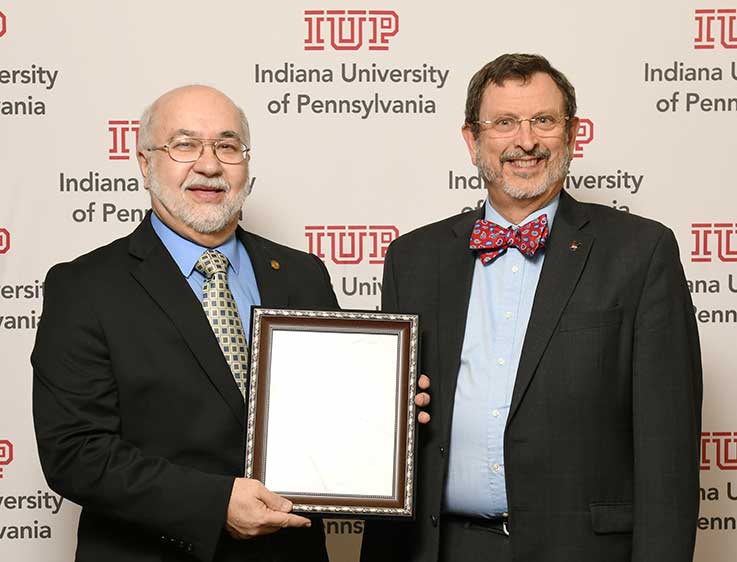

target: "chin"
[502,183,552,201]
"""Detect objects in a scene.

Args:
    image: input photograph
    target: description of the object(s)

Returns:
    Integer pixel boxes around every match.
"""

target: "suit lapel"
[238,230,290,309]
[508,192,594,424]
[128,216,245,427]
[436,208,484,435]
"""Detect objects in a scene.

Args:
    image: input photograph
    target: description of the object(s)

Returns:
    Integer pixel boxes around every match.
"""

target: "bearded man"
[32,85,338,562]
[361,54,702,562]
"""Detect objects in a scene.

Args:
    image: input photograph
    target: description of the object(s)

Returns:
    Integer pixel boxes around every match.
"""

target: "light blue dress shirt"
[150,213,261,341]
[443,195,559,517]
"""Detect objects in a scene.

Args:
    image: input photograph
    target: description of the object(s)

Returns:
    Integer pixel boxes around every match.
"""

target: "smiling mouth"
[506,158,544,169]
[187,185,226,192]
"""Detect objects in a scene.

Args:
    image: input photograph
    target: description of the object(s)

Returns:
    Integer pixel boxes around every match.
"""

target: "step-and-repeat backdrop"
[1,1,735,561]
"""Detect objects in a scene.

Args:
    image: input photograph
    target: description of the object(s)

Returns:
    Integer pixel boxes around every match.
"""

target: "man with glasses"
[361,54,702,562]
[32,85,337,562]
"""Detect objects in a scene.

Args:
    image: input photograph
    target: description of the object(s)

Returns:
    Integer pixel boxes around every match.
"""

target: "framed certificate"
[245,308,419,517]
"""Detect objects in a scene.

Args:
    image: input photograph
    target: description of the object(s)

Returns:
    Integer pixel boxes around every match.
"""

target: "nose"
[192,143,224,177]
[512,119,538,152]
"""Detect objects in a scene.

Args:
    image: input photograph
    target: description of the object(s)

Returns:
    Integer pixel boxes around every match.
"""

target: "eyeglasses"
[473,115,570,138]
[147,137,250,165]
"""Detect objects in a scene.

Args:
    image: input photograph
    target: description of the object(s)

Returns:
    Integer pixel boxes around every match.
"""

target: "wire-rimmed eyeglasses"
[473,114,570,138]
[147,137,250,165]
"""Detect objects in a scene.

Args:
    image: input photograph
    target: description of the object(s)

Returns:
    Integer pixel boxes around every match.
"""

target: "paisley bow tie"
[469,214,549,265]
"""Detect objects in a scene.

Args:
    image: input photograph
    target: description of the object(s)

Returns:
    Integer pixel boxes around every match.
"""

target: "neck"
[152,207,239,248]
[487,186,562,225]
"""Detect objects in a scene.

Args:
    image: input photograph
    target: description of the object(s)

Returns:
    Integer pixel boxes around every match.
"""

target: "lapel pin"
[569,241,580,252]
[270,259,281,270]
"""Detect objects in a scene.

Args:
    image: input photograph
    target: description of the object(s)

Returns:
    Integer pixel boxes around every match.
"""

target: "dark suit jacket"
[362,192,702,562]
[32,214,339,562]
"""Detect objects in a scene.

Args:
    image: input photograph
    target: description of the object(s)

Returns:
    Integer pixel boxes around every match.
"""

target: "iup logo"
[694,9,737,49]
[0,228,10,254]
[0,10,6,38]
[690,222,737,262]
[701,432,737,470]
[305,225,399,265]
[108,119,140,161]
[0,440,14,478]
[573,118,594,159]
[304,9,399,51]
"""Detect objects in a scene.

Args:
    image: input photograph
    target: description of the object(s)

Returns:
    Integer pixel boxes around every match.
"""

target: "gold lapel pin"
[569,241,580,252]
[270,259,281,270]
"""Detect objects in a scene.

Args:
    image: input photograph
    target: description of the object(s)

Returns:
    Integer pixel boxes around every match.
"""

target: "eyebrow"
[170,129,242,140]
[491,108,562,118]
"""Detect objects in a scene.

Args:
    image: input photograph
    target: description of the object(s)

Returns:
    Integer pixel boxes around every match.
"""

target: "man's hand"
[225,478,311,540]
[415,374,431,424]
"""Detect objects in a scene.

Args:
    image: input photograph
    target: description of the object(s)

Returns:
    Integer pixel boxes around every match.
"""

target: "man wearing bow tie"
[361,54,702,562]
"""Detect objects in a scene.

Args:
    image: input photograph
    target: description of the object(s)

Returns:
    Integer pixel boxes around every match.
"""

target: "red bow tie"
[469,215,549,265]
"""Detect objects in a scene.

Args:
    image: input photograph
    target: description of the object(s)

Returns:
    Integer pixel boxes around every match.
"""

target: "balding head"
[138,85,250,151]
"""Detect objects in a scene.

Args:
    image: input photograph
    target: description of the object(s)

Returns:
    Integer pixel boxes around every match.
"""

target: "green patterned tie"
[195,249,248,397]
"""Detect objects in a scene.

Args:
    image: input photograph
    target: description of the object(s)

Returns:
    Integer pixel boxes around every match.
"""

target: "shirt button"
[492,409,500,417]
[492,463,501,473]
[504,311,513,319]
[497,358,506,365]
[511,265,520,273]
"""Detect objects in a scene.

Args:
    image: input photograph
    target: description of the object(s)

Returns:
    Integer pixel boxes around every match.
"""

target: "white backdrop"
[1,1,735,561]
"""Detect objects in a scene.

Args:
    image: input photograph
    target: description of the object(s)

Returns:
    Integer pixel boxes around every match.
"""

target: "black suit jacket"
[362,192,702,562]
[32,215,339,562]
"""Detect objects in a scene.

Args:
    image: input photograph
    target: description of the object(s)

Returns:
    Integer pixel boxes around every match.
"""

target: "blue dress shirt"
[150,213,261,341]
[443,195,560,517]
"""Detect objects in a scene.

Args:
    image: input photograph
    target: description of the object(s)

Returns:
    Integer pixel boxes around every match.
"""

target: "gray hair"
[465,54,577,138]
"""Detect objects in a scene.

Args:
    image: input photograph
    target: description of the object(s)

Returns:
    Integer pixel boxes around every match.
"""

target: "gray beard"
[477,144,571,200]
[147,169,247,234]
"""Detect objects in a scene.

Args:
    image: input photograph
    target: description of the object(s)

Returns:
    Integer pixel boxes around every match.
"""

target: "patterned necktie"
[469,214,549,265]
[195,249,248,396]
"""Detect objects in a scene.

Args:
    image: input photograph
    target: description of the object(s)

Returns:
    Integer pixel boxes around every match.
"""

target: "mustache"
[181,175,230,191]
[500,147,551,162]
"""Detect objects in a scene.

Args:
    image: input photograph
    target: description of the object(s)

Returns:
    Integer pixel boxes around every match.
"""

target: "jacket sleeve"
[381,243,400,313]
[631,228,702,561]
[32,263,234,562]
[361,242,413,562]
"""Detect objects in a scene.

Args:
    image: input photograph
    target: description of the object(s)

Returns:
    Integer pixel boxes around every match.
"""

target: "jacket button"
[430,515,439,527]
[160,536,167,543]
[178,540,185,549]
[186,544,194,553]
[439,446,445,456]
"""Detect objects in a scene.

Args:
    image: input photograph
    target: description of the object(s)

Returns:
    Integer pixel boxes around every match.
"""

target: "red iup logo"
[573,118,594,159]
[305,225,399,264]
[304,10,399,51]
[694,9,737,49]
[108,119,140,161]
[0,228,10,254]
[701,432,737,470]
[691,223,737,263]
[0,440,14,478]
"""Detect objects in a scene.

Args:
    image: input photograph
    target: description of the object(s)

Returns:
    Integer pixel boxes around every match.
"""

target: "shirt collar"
[484,193,560,230]
[150,212,241,277]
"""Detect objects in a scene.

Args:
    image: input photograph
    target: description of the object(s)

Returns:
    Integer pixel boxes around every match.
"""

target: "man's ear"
[137,150,150,189]
[566,116,580,152]
[461,124,479,167]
